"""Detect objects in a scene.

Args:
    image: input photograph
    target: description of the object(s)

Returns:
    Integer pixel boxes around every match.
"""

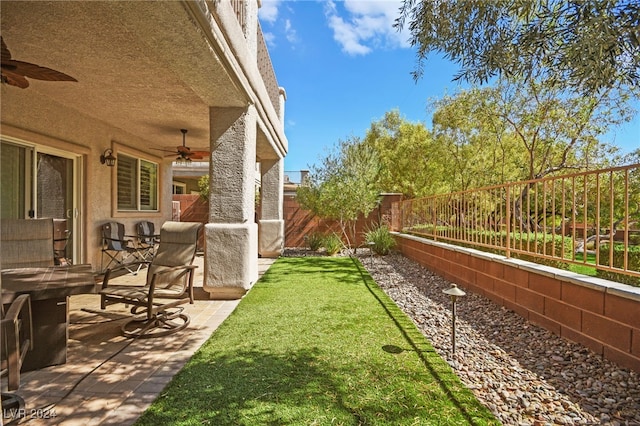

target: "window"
[172,182,187,194]
[117,153,158,211]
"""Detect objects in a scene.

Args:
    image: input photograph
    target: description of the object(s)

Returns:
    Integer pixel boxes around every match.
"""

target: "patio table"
[1,264,97,371]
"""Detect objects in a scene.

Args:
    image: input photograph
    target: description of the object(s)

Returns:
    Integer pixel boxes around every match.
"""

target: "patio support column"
[204,105,258,300]
[258,158,284,258]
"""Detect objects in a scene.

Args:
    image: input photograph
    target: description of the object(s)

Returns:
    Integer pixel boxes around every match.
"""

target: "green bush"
[597,244,640,287]
[364,225,396,255]
[323,233,343,256]
[305,232,324,251]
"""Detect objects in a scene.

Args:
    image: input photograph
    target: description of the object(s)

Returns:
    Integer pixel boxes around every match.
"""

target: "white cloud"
[263,31,277,48]
[284,18,298,44]
[259,0,282,24]
[259,0,299,49]
[328,14,372,55]
[325,0,409,56]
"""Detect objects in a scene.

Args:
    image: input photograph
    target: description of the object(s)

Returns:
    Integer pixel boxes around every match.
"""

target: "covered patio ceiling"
[1,1,270,155]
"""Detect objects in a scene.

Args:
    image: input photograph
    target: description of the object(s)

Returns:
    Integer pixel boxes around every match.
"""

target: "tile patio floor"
[2,255,276,426]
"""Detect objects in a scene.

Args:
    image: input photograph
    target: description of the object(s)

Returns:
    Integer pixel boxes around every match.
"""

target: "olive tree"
[397,0,640,93]
[297,136,381,252]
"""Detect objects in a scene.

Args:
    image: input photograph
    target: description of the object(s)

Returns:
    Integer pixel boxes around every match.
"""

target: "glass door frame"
[2,136,83,263]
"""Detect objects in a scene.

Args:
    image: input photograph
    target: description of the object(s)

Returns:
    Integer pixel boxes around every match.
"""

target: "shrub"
[305,232,324,251]
[197,175,209,201]
[597,244,640,287]
[365,225,396,255]
[323,233,343,256]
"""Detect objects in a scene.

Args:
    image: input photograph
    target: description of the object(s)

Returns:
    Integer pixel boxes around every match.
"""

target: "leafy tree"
[621,148,640,165]
[429,77,633,232]
[431,78,632,184]
[297,137,381,251]
[363,110,447,198]
[430,90,522,191]
[397,0,640,93]
[198,174,209,201]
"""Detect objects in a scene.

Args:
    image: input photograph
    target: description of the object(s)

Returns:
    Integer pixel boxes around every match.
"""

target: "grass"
[568,252,598,276]
[135,257,498,425]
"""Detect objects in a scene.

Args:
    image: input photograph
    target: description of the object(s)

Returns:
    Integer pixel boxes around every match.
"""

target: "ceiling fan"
[154,129,209,162]
[1,37,77,89]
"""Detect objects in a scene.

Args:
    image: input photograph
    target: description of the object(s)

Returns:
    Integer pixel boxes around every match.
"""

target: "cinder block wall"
[396,233,640,373]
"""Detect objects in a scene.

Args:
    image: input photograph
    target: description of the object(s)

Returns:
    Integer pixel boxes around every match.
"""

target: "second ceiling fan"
[155,129,209,162]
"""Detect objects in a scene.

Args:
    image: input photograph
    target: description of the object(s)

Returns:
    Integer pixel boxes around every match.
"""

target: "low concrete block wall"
[395,233,640,373]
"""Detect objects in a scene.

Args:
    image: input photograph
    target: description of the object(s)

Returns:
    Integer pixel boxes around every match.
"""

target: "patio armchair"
[53,218,72,266]
[99,221,202,338]
[1,294,33,411]
[100,222,143,274]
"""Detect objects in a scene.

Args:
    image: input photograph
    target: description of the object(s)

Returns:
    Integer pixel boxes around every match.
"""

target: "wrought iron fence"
[399,164,640,280]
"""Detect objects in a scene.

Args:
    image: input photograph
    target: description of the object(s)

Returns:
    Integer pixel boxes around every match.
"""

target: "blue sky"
[259,0,640,175]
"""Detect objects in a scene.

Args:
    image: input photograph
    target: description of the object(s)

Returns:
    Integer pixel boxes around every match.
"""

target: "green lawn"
[569,252,598,276]
[135,257,498,425]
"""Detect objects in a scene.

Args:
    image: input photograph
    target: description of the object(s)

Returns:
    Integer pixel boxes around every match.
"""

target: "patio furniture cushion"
[1,218,55,269]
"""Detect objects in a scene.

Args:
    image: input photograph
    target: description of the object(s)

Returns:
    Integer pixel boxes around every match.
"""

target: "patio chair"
[1,294,33,411]
[1,218,55,268]
[136,220,159,261]
[53,218,71,265]
[99,221,202,338]
[100,222,143,274]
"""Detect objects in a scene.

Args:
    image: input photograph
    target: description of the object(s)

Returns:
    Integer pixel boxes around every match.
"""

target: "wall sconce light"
[100,149,116,167]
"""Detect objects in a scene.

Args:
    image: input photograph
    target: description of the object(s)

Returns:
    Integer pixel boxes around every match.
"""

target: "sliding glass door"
[37,152,76,263]
[0,141,32,219]
[1,140,80,263]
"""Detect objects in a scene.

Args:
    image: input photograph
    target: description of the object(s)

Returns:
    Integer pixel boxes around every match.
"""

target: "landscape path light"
[442,283,466,355]
[367,241,375,265]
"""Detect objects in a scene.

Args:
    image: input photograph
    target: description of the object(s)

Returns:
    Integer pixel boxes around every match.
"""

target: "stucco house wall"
[1,1,287,298]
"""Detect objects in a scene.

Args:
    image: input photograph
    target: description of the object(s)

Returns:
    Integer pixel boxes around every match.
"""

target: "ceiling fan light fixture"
[174,154,192,166]
[173,129,193,166]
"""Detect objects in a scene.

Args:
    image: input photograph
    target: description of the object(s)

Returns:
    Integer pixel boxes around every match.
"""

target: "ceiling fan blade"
[1,37,77,88]
[5,60,77,82]
[151,147,177,153]
[1,38,12,62]
[1,69,30,88]
[188,151,210,159]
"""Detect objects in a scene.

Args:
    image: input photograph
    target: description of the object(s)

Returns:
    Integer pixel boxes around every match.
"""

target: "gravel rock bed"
[284,249,640,425]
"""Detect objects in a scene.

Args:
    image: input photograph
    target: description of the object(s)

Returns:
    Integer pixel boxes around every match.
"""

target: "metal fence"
[399,164,640,279]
